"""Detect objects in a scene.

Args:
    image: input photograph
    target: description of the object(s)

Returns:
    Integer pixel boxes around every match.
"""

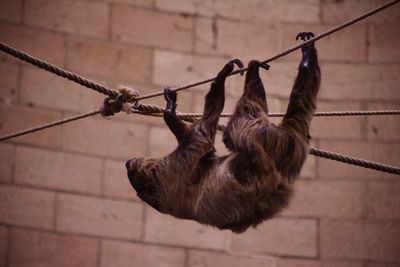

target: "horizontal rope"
[309,147,400,175]
[1,106,399,142]
[130,103,400,118]
[1,106,398,176]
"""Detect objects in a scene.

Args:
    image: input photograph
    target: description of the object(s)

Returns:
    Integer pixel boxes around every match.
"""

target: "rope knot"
[100,86,140,116]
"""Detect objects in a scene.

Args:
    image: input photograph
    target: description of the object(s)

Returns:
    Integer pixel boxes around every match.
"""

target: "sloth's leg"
[198,59,243,142]
[163,87,188,143]
[223,61,269,151]
[280,32,320,141]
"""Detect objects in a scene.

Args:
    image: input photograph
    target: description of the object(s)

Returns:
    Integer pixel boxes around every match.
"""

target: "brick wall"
[0,0,399,266]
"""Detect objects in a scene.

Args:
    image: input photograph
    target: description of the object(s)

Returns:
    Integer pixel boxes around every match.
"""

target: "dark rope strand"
[136,0,400,101]
[309,147,400,176]
[0,42,118,97]
[0,110,101,142]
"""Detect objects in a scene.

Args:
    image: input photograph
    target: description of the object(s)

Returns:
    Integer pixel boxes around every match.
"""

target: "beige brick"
[24,0,108,38]
[196,19,279,60]
[0,0,22,22]
[67,38,152,84]
[188,250,276,267]
[283,180,365,219]
[0,143,14,183]
[216,0,320,23]
[277,258,363,267]
[367,102,400,141]
[0,24,66,66]
[280,24,367,62]
[104,159,139,200]
[319,63,400,101]
[311,101,364,140]
[237,62,298,99]
[61,115,148,159]
[214,131,230,156]
[57,193,143,240]
[91,0,152,6]
[101,240,186,267]
[9,228,98,267]
[20,66,104,113]
[322,0,400,23]
[0,185,55,229]
[367,182,400,221]
[369,24,400,63]
[112,6,193,52]
[155,0,215,16]
[0,226,7,266]
[317,141,400,180]
[0,105,62,148]
[320,220,400,262]
[148,126,177,157]
[15,146,102,194]
[162,0,319,23]
[153,50,236,92]
[0,63,18,105]
[365,263,399,267]
[300,156,317,179]
[230,218,317,257]
[144,207,229,250]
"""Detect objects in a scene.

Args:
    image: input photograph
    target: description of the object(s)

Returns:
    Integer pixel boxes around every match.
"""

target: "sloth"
[125,32,320,233]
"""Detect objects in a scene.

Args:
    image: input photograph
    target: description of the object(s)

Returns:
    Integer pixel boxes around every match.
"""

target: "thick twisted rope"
[309,148,400,175]
[0,42,118,98]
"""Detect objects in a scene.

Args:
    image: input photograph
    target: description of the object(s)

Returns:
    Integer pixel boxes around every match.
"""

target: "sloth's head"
[125,157,165,212]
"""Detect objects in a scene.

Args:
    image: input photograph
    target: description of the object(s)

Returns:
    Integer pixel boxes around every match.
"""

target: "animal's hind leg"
[223,61,269,151]
[197,59,243,143]
[163,87,188,144]
[280,32,321,141]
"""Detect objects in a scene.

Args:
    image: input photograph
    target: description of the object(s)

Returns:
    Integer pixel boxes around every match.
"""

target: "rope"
[309,147,400,175]
[0,42,118,98]
[0,110,101,142]
[0,0,398,103]
[136,0,400,101]
[128,104,400,118]
[0,0,398,175]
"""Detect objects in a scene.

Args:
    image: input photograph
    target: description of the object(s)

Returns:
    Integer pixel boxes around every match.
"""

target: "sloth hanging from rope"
[125,32,320,233]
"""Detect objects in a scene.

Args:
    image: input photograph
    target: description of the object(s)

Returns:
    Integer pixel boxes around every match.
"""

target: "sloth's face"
[125,157,164,212]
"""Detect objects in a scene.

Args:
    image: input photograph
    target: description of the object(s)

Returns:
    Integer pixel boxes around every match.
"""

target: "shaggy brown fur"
[125,32,320,233]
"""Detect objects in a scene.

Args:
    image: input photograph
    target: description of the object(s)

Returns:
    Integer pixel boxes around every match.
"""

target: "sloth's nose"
[125,159,131,170]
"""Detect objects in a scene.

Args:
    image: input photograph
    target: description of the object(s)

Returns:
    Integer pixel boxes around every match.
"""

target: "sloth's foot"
[296,32,316,68]
[164,86,177,112]
[217,58,244,80]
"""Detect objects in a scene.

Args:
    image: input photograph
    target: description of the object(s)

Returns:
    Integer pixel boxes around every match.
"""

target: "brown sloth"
[125,32,320,233]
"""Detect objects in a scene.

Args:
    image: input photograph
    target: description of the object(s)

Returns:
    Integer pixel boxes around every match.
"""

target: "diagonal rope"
[137,0,400,100]
[0,0,398,102]
[309,148,400,175]
[0,110,101,142]
[0,43,118,98]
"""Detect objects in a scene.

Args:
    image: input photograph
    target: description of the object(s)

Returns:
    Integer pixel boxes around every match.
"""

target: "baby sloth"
[126,32,320,233]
